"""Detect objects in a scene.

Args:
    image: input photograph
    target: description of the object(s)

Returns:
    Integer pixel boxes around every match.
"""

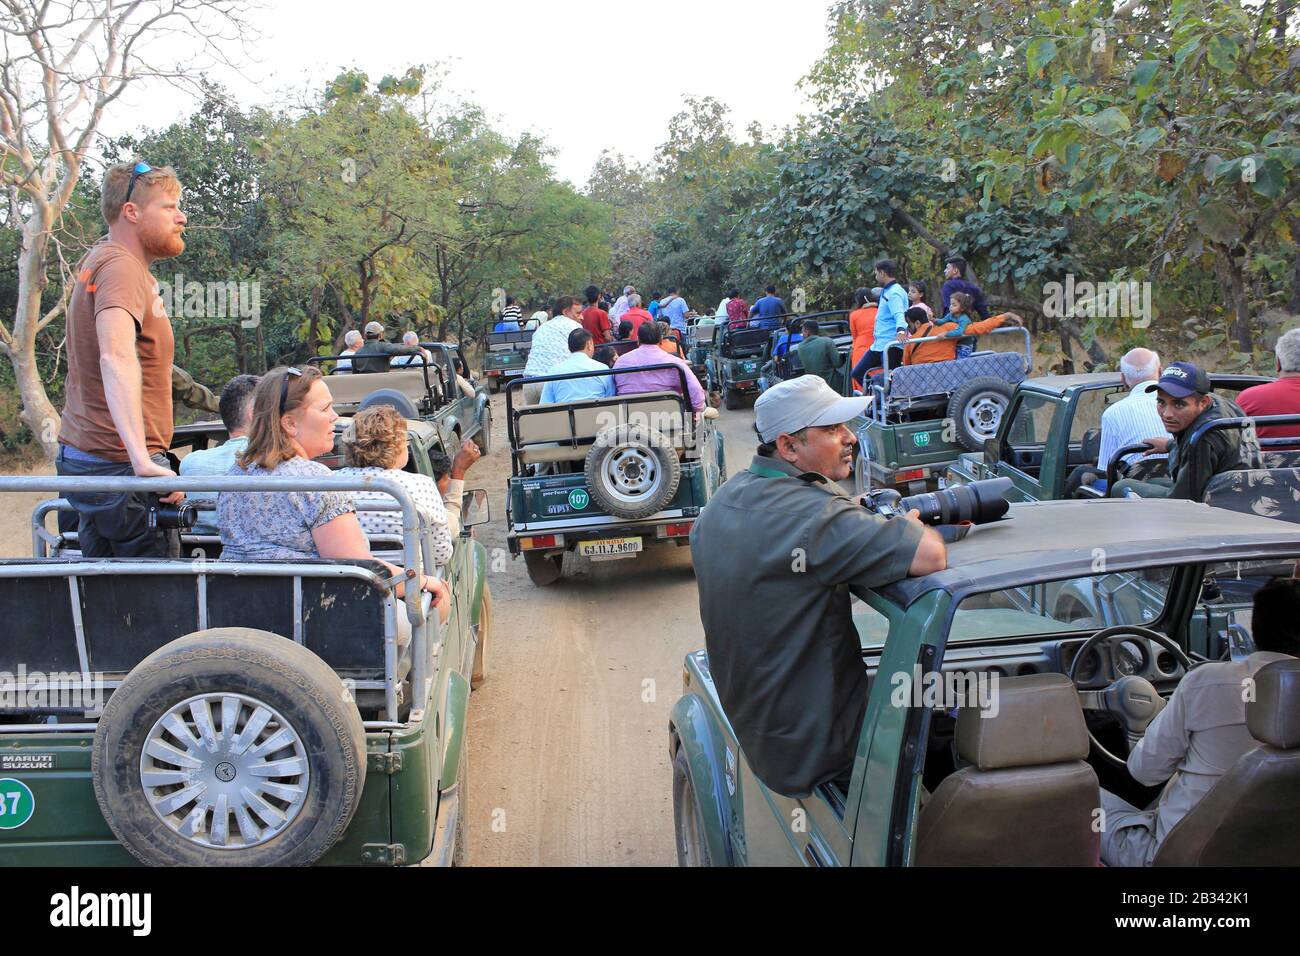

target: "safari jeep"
[944,371,1271,502]
[0,418,491,867]
[757,314,853,396]
[504,364,725,585]
[482,328,533,394]
[315,344,492,455]
[852,326,1031,496]
[707,325,770,410]
[670,498,1300,866]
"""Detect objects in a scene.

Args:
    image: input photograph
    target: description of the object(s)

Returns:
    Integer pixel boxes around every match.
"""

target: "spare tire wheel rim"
[965,394,1005,439]
[140,692,311,849]
[603,444,660,504]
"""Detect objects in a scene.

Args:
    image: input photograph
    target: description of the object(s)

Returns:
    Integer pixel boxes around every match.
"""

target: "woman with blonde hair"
[337,404,454,567]
[216,366,449,614]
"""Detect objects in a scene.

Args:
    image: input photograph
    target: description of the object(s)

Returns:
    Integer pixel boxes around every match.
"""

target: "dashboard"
[863,633,1186,696]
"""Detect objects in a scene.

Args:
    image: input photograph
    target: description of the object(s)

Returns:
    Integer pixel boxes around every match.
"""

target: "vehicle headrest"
[955,672,1089,770]
[1247,658,1300,749]
[359,388,420,419]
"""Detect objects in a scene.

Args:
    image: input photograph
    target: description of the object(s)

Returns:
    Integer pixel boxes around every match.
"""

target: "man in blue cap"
[1111,361,1258,500]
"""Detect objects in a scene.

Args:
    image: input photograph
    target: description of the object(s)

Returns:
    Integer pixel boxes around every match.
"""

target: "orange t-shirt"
[58,238,175,460]
[849,305,877,374]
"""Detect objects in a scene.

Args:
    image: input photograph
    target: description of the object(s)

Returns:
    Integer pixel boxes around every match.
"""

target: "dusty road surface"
[464,391,757,866]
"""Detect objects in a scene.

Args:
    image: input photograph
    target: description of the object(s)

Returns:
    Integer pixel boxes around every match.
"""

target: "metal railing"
[1,473,444,727]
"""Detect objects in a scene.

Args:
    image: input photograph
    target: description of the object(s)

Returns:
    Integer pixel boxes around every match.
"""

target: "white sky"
[101,0,837,187]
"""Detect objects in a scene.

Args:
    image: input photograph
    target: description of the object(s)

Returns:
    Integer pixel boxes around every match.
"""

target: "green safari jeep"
[852,326,1031,496]
[504,364,725,585]
[0,418,491,866]
[670,498,1300,866]
[944,371,1270,502]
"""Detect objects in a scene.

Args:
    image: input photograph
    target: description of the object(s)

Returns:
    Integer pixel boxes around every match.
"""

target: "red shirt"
[623,307,655,337]
[725,298,749,326]
[1237,377,1300,440]
[581,305,612,344]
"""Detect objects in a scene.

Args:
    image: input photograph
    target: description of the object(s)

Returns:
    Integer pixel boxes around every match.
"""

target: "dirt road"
[464,392,755,866]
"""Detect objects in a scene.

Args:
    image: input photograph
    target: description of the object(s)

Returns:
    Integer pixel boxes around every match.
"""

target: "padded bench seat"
[515,391,696,465]
[324,369,438,408]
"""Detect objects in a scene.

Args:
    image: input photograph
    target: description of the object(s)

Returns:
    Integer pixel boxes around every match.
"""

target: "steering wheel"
[1067,624,1195,769]
[1105,442,1159,492]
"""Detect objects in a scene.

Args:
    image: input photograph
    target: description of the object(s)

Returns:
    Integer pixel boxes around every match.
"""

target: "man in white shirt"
[522,295,584,405]
[390,330,434,369]
[1065,347,1171,495]
[715,294,730,320]
[1100,578,1300,866]
[609,285,635,325]
[335,329,363,373]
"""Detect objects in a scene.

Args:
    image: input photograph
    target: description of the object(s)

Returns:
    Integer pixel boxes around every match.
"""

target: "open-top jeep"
[313,344,492,455]
[670,498,1300,866]
[706,325,771,409]
[686,320,717,383]
[944,372,1273,503]
[757,314,854,395]
[0,417,491,867]
[504,364,724,586]
[482,328,533,394]
[852,326,1031,496]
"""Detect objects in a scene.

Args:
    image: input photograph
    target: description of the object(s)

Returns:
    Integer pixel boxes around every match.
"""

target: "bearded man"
[56,161,189,558]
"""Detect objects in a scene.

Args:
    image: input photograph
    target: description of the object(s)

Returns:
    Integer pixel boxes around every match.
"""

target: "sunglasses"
[123,162,153,206]
[279,367,303,415]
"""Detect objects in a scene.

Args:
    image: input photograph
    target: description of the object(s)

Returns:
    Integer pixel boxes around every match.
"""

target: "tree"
[1,0,252,458]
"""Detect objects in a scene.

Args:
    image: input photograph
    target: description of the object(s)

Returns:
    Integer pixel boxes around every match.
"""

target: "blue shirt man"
[539,329,616,404]
[749,287,787,329]
[177,373,261,535]
[662,292,690,333]
[940,256,989,320]
[871,279,909,352]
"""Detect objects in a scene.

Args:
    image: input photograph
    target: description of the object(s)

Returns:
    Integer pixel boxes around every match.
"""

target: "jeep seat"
[914,673,1100,866]
[324,369,437,411]
[515,391,694,465]
[1202,468,1300,524]
[1154,659,1300,865]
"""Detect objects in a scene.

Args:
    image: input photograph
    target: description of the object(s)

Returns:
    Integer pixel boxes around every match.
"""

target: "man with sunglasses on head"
[56,161,188,558]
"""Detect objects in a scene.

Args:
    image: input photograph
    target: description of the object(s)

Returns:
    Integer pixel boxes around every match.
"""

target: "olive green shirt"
[797,335,845,393]
[689,454,924,797]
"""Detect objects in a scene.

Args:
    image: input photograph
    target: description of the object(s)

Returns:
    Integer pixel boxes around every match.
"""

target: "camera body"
[146,500,198,531]
[861,477,1013,527]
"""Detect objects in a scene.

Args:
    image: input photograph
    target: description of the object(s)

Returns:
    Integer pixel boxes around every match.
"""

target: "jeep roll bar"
[1,473,443,726]
[868,325,1032,424]
[308,352,447,408]
[504,363,697,477]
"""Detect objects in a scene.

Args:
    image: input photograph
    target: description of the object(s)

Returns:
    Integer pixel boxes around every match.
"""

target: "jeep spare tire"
[92,628,367,867]
[947,377,1015,452]
[584,423,681,520]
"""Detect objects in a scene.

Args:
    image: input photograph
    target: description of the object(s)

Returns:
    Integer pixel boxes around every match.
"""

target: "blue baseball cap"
[1153,361,1211,398]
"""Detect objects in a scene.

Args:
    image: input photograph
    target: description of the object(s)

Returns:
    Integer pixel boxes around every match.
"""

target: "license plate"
[578,537,642,559]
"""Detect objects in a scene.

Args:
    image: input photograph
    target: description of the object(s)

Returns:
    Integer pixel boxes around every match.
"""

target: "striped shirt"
[1097,383,1172,470]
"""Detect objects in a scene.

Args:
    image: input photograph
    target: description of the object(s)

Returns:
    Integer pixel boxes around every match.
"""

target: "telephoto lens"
[896,477,1013,526]
[148,501,199,531]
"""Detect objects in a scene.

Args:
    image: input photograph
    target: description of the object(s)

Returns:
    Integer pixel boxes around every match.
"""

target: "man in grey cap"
[351,320,422,374]
[690,375,946,797]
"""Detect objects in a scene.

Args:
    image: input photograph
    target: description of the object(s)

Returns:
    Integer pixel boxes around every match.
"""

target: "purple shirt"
[613,344,706,411]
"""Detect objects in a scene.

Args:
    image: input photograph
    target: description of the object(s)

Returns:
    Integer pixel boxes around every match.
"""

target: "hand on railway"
[133,458,185,504]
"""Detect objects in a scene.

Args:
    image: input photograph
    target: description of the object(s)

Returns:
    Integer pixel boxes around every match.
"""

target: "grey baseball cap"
[364,320,385,336]
[754,375,872,443]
